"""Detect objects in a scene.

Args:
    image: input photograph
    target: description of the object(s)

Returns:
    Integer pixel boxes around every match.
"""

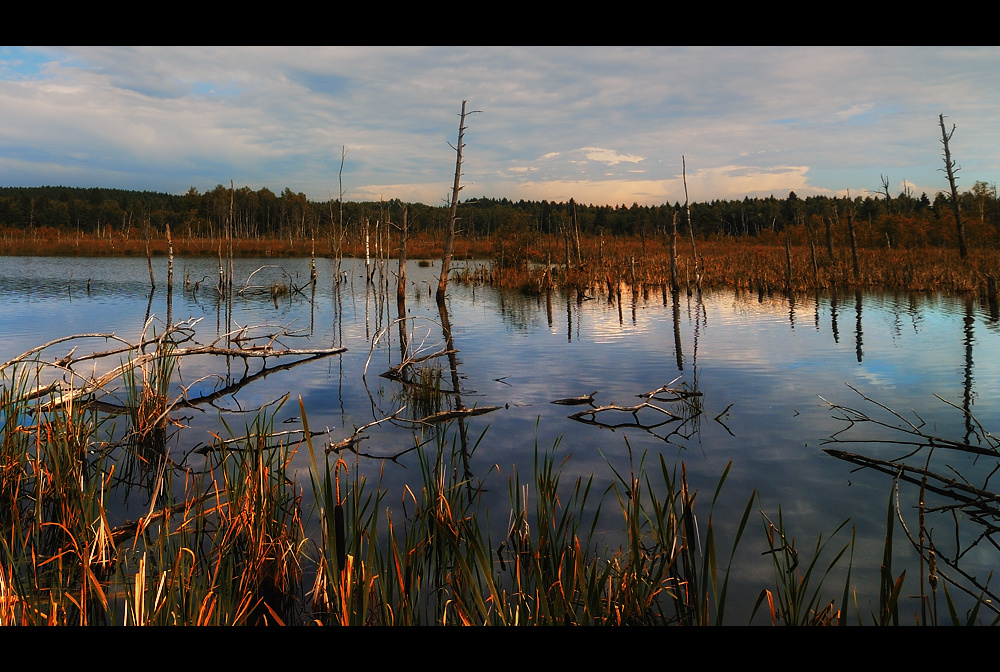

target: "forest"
[1,182,998,253]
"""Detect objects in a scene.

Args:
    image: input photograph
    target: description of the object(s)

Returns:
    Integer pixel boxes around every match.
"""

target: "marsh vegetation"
[1,254,999,625]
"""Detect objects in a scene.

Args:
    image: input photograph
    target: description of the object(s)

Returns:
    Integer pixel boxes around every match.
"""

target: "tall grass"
[301,415,757,625]
[3,339,985,625]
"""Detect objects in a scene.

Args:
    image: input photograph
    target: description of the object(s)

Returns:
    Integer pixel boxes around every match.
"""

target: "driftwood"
[364,316,455,382]
[415,406,501,425]
[639,385,703,401]
[562,380,707,445]
[821,384,1000,459]
[38,341,346,412]
[823,448,996,510]
[175,353,343,412]
[20,319,346,412]
[326,408,407,454]
[821,385,1000,615]
[381,348,458,381]
[193,428,327,455]
[110,493,216,545]
[569,401,682,426]
[0,332,127,372]
[552,391,597,406]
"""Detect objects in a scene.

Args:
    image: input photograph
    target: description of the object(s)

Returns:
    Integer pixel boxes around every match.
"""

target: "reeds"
[4,327,995,624]
[473,235,1000,297]
[302,420,757,625]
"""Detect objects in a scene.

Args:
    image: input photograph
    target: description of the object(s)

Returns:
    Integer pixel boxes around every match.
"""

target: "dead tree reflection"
[565,379,706,445]
[963,295,975,443]
[822,385,1000,619]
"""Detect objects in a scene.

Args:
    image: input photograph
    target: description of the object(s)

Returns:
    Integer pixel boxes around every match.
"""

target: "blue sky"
[1,46,997,207]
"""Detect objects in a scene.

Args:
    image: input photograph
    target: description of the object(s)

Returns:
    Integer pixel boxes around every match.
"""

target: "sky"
[1,46,998,208]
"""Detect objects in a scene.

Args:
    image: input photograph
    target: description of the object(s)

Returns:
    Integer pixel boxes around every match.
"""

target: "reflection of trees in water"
[964,295,975,443]
[855,291,863,363]
[831,291,839,344]
[438,299,475,488]
[824,386,1000,621]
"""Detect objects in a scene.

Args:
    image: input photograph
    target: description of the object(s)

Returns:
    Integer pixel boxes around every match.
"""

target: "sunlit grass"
[2,327,995,625]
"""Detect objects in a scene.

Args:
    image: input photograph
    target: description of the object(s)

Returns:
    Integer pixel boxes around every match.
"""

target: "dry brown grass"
[2,229,994,295]
[488,235,998,296]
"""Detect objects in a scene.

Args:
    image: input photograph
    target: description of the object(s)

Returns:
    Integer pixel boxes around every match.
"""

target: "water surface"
[2,255,997,623]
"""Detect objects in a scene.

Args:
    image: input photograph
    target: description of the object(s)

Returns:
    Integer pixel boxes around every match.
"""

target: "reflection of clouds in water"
[7,256,1000,621]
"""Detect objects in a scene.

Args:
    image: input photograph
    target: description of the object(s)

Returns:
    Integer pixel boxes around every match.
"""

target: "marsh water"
[3,254,998,623]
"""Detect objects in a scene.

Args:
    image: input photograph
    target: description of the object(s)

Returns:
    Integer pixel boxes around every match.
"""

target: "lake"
[2,254,998,624]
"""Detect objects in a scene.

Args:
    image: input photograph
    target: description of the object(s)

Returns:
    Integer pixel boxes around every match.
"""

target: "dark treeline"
[2,182,999,251]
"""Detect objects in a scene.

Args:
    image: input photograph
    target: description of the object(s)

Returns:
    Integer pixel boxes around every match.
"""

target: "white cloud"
[686,165,820,200]
[579,147,645,165]
[832,102,875,121]
[0,47,998,205]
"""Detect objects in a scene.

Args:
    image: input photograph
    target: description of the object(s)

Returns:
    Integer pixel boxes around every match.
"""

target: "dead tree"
[939,114,968,259]
[397,204,408,303]
[669,210,679,292]
[438,101,480,305]
[824,209,835,260]
[570,198,582,267]
[682,156,700,292]
[846,195,860,282]
[880,174,892,215]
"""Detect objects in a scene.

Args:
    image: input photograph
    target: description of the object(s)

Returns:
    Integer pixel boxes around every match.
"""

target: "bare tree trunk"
[571,198,582,266]
[438,101,472,305]
[397,205,408,302]
[784,235,793,291]
[227,180,234,294]
[806,220,819,287]
[563,215,572,270]
[824,212,835,259]
[145,239,155,290]
[364,218,371,284]
[336,146,347,278]
[682,156,700,292]
[939,113,968,259]
[847,200,860,282]
[166,223,173,289]
[669,210,679,292]
[880,174,892,215]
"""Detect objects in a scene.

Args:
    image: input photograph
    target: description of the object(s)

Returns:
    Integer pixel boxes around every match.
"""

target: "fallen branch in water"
[414,406,501,425]
[193,428,327,455]
[552,391,598,406]
[110,493,216,545]
[820,384,1000,459]
[569,401,682,424]
[381,348,458,382]
[821,385,1000,621]
[823,448,998,510]
[326,408,408,454]
[0,332,128,372]
[10,319,347,413]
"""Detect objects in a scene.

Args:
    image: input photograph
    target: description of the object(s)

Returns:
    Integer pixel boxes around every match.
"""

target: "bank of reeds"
[0,230,483,261]
[481,237,999,298]
[0,336,775,625]
[7,229,997,296]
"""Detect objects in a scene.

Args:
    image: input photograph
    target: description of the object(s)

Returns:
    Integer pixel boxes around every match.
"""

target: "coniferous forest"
[2,183,998,249]
[2,182,1000,296]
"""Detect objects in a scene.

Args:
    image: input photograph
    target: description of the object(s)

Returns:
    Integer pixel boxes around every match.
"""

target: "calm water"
[2,254,998,623]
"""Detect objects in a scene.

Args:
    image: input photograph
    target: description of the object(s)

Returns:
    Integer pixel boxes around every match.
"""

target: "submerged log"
[415,405,501,425]
[569,401,682,424]
[380,348,458,381]
[551,391,598,406]
[639,385,703,400]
